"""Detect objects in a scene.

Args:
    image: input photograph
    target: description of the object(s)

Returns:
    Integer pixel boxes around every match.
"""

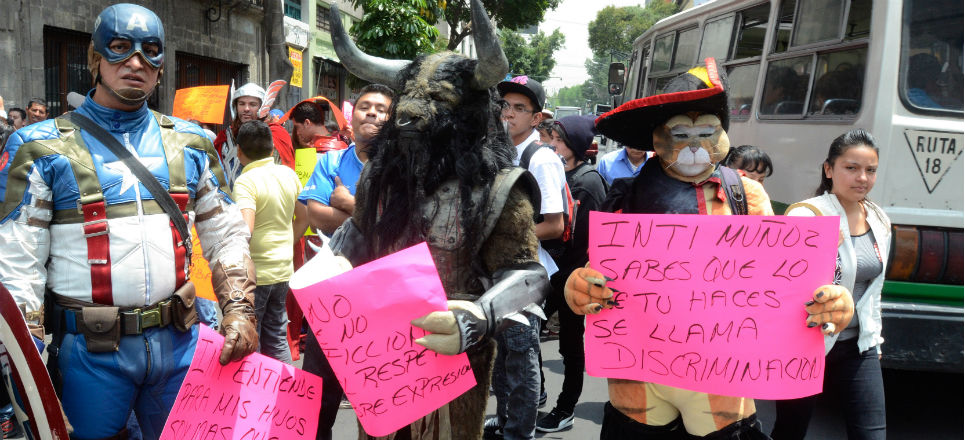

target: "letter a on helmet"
[93,3,165,68]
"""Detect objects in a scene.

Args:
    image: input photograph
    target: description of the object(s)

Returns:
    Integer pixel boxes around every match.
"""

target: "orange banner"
[172,85,230,125]
[189,227,217,302]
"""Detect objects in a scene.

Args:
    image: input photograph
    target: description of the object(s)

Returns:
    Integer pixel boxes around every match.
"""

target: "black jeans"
[538,270,586,413]
[302,330,344,440]
[771,339,886,440]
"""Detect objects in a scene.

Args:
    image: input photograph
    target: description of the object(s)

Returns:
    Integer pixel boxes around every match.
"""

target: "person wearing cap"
[490,75,566,440]
[0,4,259,439]
[563,58,854,439]
[213,82,294,178]
[537,115,608,433]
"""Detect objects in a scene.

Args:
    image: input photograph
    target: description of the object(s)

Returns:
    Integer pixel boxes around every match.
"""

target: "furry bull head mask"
[329,0,516,256]
[596,58,731,183]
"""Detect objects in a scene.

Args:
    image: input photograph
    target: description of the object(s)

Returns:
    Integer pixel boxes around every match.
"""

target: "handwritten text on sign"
[160,325,323,440]
[586,212,839,399]
[291,243,476,437]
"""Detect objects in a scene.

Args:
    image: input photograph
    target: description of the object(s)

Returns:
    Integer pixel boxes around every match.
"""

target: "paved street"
[330,336,964,439]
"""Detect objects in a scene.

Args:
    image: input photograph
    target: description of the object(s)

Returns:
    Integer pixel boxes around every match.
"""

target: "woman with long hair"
[772,128,890,440]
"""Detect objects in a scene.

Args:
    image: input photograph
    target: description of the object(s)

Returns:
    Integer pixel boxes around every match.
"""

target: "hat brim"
[595,86,728,151]
[279,96,348,130]
[497,82,543,112]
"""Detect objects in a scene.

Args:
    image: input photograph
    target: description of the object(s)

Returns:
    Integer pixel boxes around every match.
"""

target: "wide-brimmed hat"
[595,58,728,151]
[278,96,348,129]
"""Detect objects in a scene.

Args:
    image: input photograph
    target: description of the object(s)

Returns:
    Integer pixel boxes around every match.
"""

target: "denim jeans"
[195,297,219,328]
[253,282,292,364]
[493,314,541,440]
[772,338,886,440]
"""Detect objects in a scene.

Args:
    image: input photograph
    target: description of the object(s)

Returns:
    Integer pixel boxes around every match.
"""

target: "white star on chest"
[103,157,165,196]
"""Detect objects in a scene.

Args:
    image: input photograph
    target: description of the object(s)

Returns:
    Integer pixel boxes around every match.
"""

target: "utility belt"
[46,282,199,353]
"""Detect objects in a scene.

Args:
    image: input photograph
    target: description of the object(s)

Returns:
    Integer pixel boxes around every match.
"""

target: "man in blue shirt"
[297,83,393,440]
[596,145,653,186]
[298,84,393,236]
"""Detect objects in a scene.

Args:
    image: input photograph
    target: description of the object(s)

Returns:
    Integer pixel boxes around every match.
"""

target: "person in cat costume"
[563,58,856,439]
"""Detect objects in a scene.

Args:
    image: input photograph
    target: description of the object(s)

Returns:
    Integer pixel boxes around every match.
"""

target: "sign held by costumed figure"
[290,242,476,437]
[585,212,840,399]
[160,325,323,440]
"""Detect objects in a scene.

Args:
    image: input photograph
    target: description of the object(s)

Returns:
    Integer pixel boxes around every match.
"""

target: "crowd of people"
[0,3,891,440]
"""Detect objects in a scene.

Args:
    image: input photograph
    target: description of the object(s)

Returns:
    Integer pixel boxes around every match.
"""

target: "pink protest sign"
[291,242,476,437]
[585,212,840,399]
[160,325,323,440]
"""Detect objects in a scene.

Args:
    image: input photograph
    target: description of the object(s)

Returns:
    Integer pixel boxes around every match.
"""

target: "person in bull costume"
[321,0,550,439]
[563,58,857,439]
[0,4,259,439]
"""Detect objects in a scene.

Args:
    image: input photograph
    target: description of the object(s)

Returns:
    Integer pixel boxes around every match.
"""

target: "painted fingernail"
[816,291,825,298]
[807,321,818,328]
[804,300,815,306]
[607,300,620,307]
[821,323,830,331]
[608,287,623,293]
[593,304,603,313]
[604,275,615,282]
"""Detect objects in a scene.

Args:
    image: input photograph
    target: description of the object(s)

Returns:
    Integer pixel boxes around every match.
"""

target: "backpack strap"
[719,166,748,215]
[519,141,544,170]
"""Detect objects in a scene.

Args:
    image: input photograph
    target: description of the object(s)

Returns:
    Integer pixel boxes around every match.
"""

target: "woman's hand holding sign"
[804,284,854,336]
[564,267,617,315]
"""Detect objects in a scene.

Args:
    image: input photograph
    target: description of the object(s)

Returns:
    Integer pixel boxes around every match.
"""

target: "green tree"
[499,28,565,82]
[444,0,561,50]
[553,84,586,108]
[583,2,677,102]
[349,0,442,59]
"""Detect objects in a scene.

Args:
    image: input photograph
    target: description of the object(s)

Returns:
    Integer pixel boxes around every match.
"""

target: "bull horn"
[328,3,409,90]
[469,0,509,90]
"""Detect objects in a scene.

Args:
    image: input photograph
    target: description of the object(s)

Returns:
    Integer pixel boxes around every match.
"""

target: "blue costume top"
[298,143,364,206]
[0,91,249,311]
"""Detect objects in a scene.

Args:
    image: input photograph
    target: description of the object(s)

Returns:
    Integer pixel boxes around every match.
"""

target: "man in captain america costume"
[0,4,259,439]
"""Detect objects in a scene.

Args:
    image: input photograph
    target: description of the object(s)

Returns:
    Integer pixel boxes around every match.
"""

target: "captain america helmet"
[92,4,164,68]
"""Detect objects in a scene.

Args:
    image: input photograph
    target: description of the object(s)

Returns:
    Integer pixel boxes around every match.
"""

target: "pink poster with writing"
[291,242,476,437]
[585,212,840,399]
[160,325,323,440]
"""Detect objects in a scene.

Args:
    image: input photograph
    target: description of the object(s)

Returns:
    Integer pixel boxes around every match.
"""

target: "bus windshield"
[900,0,964,113]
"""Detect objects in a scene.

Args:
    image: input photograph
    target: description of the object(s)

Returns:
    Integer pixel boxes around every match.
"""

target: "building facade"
[0,0,277,117]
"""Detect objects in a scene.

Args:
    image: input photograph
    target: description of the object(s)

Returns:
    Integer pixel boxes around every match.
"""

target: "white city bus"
[612,0,963,371]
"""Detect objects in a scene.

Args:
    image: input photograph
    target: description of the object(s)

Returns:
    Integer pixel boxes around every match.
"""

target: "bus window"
[652,76,675,95]
[844,0,872,40]
[699,16,734,62]
[900,0,964,113]
[773,0,797,53]
[652,33,674,73]
[733,3,770,59]
[672,27,700,70]
[759,56,811,115]
[808,48,867,115]
[727,64,761,118]
[793,0,846,46]
[636,43,651,98]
